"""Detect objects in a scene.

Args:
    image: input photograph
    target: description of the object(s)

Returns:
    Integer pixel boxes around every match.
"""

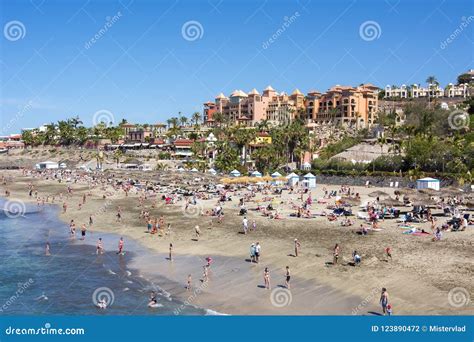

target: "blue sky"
[0,0,473,134]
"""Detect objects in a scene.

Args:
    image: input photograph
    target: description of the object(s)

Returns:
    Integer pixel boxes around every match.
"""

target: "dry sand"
[2,170,473,315]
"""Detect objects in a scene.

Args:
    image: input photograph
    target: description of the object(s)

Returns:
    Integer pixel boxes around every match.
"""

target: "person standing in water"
[45,242,51,256]
[117,237,124,255]
[285,266,291,289]
[263,267,271,290]
[81,224,87,240]
[186,274,192,290]
[97,238,104,255]
[169,243,173,261]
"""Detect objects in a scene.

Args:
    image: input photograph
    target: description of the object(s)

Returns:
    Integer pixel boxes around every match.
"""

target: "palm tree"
[113,149,123,167]
[192,112,201,127]
[180,116,188,127]
[426,75,438,86]
[232,128,257,165]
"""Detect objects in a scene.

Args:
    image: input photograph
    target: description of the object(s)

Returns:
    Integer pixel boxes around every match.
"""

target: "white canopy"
[286,172,299,179]
[271,171,282,178]
[303,173,316,178]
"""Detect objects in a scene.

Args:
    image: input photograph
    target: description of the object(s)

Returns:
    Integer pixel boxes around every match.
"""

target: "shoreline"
[1,170,473,315]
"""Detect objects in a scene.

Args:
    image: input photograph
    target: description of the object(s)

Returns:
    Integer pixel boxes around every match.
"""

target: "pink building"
[207,86,305,127]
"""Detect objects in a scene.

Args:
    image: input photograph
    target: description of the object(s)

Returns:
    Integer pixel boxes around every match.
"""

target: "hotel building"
[204,84,379,128]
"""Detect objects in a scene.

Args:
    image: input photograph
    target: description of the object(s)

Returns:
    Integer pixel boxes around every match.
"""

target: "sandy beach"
[1,169,473,315]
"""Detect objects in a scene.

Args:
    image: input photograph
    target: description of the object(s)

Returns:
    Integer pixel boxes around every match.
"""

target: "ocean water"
[0,199,206,315]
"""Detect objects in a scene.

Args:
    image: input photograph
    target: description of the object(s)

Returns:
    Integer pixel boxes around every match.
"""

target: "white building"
[445,83,470,98]
[385,85,408,98]
[416,177,440,191]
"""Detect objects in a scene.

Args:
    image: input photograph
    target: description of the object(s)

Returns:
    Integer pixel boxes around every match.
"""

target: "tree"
[426,75,438,85]
[113,149,123,167]
[180,116,188,127]
[457,73,472,85]
[192,112,201,127]
[21,130,35,146]
[232,127,257,165]
[214,142,240,172]
[253,145,285,174]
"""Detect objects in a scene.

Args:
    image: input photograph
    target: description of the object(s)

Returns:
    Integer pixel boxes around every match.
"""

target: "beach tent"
[416,177,440,191]
[271,172,283,185]
[207,168,217,175]
[59,162,67,169]
[177,167,185,172]
[303,173,316,188]
[286,172,300,187]
[250,170,262,178]
[301,162,311,171]
[35,161,59,170]
[190,168,199,172]
[229,169,241,177]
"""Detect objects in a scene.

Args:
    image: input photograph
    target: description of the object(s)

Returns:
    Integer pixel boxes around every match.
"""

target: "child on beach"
[386,304,393,316]
[385,247,392,260]
[194,225,201,240]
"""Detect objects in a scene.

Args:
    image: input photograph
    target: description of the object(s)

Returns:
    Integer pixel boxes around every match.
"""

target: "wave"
[205,309,228,316]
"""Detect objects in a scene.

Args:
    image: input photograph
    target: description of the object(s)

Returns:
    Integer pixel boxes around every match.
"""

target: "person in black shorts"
[285,266,291,289]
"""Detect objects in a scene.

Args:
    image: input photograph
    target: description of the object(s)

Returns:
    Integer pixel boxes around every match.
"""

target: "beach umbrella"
[368,190,389,198]
[412,198,438,206]
[396,188,417,196]
[442,186,464,196]
[418,188,439,195]
[379,197,402,206]
[340,197,360,206]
